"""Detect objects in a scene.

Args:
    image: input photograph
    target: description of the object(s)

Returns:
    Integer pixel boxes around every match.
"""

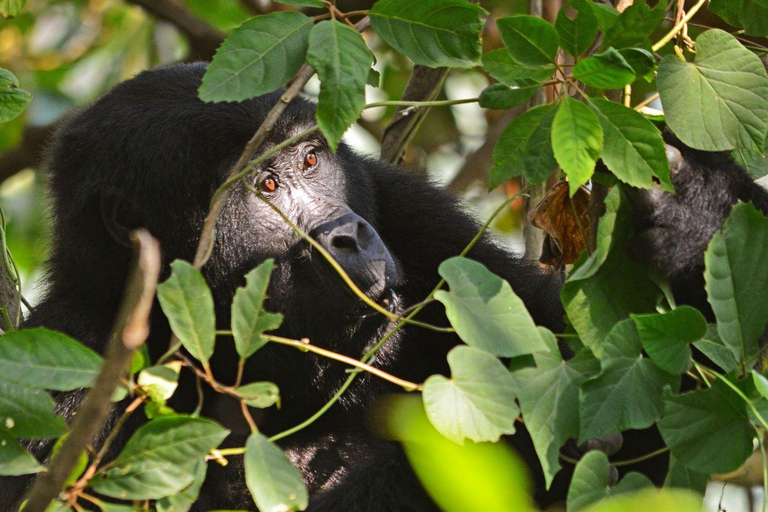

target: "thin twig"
[652,0,708,52]
[23,230,161,512]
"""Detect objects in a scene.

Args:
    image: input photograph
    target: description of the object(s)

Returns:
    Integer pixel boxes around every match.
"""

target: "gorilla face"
[238,127,400,313]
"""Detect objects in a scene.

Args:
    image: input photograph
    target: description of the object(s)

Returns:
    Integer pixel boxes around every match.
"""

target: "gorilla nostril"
[331,234,358,252]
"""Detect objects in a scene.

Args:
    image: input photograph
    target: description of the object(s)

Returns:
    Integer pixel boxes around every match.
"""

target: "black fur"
[2,62,767,511]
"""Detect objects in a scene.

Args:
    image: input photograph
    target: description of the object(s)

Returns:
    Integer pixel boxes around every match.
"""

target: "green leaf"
[733,139,768,179]
[490,103,557,189]
[708,0,743,27]
[478,82,539,110]
[631,307,707,375]
[434,257,547,357]
[370,0,485,68]
[0,428,42,476]
[0,381,67,439]
[199,12,313,102]
[562,188,660,352]
[753,371,768,399]
[382,395,535,512]
[551,95,603,195]
[619,48,656,78]
[481,49,555,85]
[423,345,518,444]
[742,0,768,36]
[555,0,599,57]
[306,20,374,151]
[572,49,636,89]
[659,380,754,474]
[512,333,599,487]
[157,260,216,367]
[0,0,23,18]
[0,328,102,391]
[497,15,558,68]
[588,98,672,191]
[137,363,181,402]
[567,451,653,511]
[232,260,283,360]
[275,0,324,7]
[658,29,768,153]
[237,381,280,409]
[664,455,709,494]
[579,320,676,442]
[156,461,207,512]
[92,416,228,500]
[579,488,704,512]
[693,325,739,373]
[244,433,308,512]
[602,0,666,49]
[0,68,31,123]
[705,202,768,364]
[588,3,620,33]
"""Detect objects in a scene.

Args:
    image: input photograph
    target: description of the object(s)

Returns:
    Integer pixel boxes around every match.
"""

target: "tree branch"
[0,123,56,184]
[22,230,161,512]
[379,65,450,165]
[125,0,225,60]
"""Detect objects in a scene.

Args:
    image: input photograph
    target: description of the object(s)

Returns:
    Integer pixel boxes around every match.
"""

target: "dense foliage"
[1,0,768,511]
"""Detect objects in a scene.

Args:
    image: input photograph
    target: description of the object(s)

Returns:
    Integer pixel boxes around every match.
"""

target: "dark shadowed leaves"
[602,0,667,49]
[478,82,539,110]
[555,0,599,58]
[199,12,312,102]
[232,259,283,360]
[0,380,67,439]
[0,428,42,476]
[490,103,557,189]
[567,451,653,511]
[573,49,636,89]
[91,416,228,500]
[481,49,555,85]
[423,346,518,444]
[659,380,755,474]
[631,307,707,375]
[370,0,485,68]
[578,320,675,442]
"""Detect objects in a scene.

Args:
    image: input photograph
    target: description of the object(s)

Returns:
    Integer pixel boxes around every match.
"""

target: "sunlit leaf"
[435,257,547,357]
[306,20,374,151]
[200,12,313,102]
[582,488,705,512]
[157,260,216,367]
[244,433,308,512]
[704,202,768,364]
[552,95,603,196]
[237,381,280,409]
[658,29,768,152]
[370,0,485,68]
[0,328,102,391]
[423,346,518,444]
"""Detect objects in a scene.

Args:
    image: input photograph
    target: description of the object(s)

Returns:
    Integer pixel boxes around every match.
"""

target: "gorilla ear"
[665,144,684,175]
[100,193,141,247]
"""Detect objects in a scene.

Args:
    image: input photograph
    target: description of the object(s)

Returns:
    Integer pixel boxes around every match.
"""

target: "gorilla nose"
[310,212,399,295]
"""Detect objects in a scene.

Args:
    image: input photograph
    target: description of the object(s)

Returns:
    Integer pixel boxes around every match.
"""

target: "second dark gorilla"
[5,62,768,511]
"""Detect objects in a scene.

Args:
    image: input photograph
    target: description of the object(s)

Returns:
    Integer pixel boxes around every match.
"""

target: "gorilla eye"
[302,150,318,170]
[258,176,278,193]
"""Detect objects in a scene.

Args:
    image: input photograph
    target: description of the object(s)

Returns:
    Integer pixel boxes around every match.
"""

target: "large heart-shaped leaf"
[658,29,768,152]
[423,346,518,444]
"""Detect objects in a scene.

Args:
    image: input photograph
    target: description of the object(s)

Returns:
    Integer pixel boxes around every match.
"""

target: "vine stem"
[267,188,529,444]
[364,98,478,109]
[266,335,422,391]
[694,361,768,431]
[651,0,708,52]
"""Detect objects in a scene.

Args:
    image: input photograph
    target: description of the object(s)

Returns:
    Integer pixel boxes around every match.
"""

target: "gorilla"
[3,61,768,511]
